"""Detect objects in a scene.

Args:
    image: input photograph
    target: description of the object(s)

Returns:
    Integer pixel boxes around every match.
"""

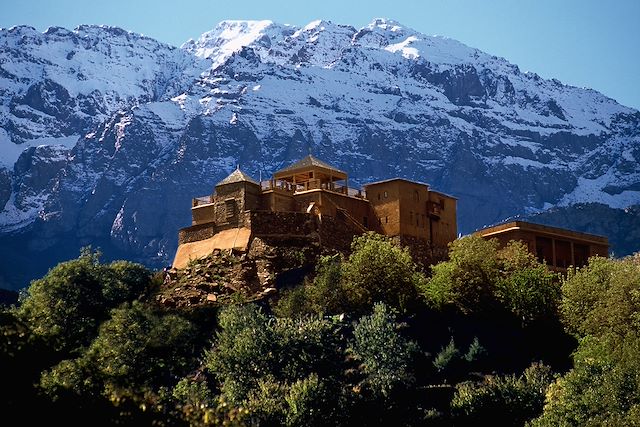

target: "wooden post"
[570,241,575,267]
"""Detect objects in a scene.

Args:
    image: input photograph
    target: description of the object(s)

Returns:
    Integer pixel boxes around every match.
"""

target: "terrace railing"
[192,196,213,207]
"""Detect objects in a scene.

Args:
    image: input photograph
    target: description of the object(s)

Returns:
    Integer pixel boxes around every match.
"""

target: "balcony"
[427,201,441,218]
[192,196,213,207]
[260,179,366,199]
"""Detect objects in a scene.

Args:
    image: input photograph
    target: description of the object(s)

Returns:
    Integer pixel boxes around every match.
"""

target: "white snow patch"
[385,36,420,59]
[0,131,78,168]
[114,116,133,152]
[188,20,275,68]
[144,101,186,130]
[304,20,323,31]
[560,175,640,208]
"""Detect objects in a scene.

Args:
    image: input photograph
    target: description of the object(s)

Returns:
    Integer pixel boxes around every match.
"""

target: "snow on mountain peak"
[303,20,324,31]
[368,18,406,31]
[185,20,291,67]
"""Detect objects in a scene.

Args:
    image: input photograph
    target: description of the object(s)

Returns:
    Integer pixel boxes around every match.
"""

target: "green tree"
[16,249,151,353]
[422,237,559,322]
[533,254,640,426]
[274,254,348,318]
[496,264,559,325]
[205,304,346,425]
[532,333,640,426]
[275,233,425,317]
[423,236,500,314]
[561,255,640,338]
[41,302,199,412]
[342,232,423,313]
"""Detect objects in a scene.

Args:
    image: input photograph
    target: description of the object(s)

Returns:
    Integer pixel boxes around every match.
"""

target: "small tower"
[213,167,261,226]
[273,155,348,193]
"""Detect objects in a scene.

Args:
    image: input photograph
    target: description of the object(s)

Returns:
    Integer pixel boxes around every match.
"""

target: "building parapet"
[260,179,366,199]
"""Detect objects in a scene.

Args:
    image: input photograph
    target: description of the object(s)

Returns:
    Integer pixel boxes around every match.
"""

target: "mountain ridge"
[0,18,638,289]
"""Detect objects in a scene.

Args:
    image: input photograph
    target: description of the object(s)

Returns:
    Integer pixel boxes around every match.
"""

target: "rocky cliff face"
[1,19,639,289]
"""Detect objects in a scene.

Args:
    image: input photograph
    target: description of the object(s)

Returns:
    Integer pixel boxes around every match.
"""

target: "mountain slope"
[1,19,638,289]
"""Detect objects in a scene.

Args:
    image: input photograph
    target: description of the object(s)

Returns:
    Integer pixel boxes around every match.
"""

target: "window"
[363,216,368,227]
[224,199,236,220]
[414,190,419,202]
[385,216,388,224]
[378,193,381,200]
[383,191,388,198]
[416,215,419,227]
[439,198,445,210]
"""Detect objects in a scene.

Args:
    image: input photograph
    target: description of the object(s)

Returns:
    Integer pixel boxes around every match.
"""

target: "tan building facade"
[475,221,609,270]
[173,155,458,268]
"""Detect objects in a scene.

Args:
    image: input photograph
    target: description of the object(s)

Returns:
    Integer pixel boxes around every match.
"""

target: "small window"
[414,190,419,202]
[225,199,236,219]
[383,191,388,198]
[378,193,381,200]
[385,216,388,224]
[363,217,368,227]
[439,199,445,210]
[416,215,419,226]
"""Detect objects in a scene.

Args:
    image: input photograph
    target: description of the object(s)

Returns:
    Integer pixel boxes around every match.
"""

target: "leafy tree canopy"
[275,232,424,317]
[15,248,152,353]
[422,236,560,323]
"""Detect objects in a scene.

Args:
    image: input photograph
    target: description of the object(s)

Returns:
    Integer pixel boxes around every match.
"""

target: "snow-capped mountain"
[1,19,639,289]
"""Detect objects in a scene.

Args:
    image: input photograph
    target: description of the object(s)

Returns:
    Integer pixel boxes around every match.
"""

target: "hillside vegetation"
[2,233,639,426]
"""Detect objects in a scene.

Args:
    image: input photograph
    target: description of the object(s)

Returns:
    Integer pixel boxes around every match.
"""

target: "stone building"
[173,155,457,268]
[475,221,609,271]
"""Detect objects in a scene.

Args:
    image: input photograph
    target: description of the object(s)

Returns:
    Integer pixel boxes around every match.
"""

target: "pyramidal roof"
[216,167,259,186]
[275,154,346,175]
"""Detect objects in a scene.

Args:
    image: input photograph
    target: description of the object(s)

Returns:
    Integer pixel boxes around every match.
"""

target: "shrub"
[350,302,419,398]
[451,362,554,426]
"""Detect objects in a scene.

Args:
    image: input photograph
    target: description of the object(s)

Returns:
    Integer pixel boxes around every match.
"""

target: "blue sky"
[2,0,639,109]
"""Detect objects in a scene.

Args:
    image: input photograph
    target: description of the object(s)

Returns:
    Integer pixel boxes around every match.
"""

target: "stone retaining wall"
[250,211,317,236]
[178,211,251,244]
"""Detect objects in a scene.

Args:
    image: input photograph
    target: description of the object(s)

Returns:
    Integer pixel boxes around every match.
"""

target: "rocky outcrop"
[156,235,320,309]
